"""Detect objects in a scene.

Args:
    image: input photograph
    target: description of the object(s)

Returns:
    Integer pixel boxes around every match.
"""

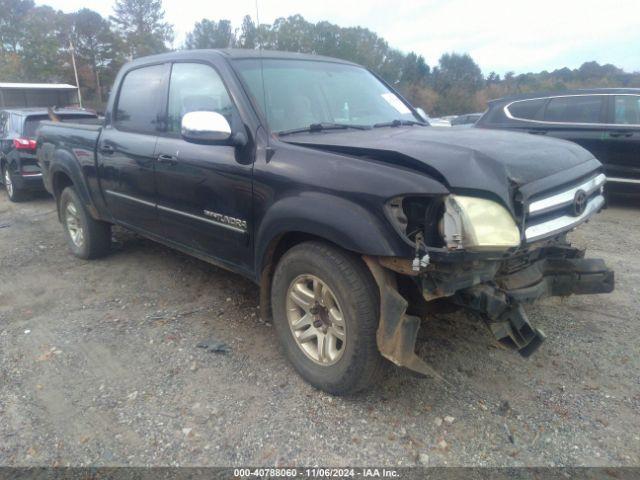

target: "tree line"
[1,0,639,114]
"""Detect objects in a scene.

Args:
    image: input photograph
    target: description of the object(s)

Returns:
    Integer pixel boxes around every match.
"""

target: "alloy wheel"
[65,202,84,247]
[286,274,346,365]
[4,168,13,198]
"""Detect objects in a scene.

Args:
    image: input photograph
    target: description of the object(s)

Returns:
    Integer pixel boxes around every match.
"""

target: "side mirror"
[181,111,231,143]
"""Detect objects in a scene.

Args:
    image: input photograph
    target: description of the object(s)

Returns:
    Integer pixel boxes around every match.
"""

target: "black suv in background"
[0,108,98,201]
[476,89,640,190]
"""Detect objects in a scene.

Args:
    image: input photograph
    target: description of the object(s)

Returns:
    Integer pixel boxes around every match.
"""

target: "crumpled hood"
[283,126,600,209]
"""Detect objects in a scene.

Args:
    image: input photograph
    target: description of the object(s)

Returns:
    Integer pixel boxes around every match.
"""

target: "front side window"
[614,95,640,125]
[233,59,419,133]
[543,95,604,123]
[167,63,235,134]
[115,64,165,134]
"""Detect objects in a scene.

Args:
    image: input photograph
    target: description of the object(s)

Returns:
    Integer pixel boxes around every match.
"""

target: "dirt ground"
[0,190,638,467]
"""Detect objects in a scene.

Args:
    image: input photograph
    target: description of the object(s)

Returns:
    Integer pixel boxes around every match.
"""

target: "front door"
[154,62,254,271]
[97,63,166,235]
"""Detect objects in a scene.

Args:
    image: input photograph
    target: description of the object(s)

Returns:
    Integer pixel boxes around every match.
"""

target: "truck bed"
[36,120,103,196]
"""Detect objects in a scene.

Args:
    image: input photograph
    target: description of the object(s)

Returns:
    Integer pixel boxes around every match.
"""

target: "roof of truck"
[126,48,359,67]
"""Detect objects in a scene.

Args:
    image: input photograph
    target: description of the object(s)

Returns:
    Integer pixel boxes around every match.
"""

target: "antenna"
[69,38,83,108]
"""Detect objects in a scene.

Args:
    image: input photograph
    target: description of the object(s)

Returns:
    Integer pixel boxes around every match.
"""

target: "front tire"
[59,186,111,259]
[271,241,385,395]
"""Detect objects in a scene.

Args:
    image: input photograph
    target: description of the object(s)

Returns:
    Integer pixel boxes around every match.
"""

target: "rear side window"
[9,114,21,134]
[506,98,547,120]
[166,63,235,134]
[115,64,165,134]
[613,95,640,125]
[544,96,604,123]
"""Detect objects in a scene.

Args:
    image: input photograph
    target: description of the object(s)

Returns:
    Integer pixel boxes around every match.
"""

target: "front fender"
[255,191,413,273]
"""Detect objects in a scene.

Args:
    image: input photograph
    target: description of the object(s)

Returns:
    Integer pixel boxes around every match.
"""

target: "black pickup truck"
[37,49,614,394]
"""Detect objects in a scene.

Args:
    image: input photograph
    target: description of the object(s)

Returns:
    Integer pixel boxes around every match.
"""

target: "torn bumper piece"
[458,256,614,357]
[365,254,614,376]
[496,257,614,303]
[364,256,442,379]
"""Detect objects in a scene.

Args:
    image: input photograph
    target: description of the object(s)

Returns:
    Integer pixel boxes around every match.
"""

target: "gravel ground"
[0,191,638,467]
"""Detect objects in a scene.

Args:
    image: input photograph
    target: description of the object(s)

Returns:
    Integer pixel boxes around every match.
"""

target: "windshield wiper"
[277,122,371,137]
[373,119,427,128]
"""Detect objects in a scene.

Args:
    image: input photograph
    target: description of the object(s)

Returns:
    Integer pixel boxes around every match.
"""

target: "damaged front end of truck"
[366,171,614,377]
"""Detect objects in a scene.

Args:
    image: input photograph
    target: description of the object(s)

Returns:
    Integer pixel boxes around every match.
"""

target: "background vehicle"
[0,108,98,201]
[37,50,613,395]
[476,89,640,190]
[451,112,483,126]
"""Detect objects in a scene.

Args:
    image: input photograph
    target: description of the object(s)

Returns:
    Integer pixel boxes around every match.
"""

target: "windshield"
[233,58,420,133]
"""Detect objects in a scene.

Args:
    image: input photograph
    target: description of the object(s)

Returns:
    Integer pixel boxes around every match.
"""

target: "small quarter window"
[543,96,604,123]
[507,98,547,120]
[613,95,640,125]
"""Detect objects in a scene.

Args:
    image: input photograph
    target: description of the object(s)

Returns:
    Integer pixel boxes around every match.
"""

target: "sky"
[40,0,640,76]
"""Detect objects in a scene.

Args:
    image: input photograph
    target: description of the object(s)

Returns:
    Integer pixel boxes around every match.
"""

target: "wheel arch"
[48,149,100,221]
[255,193,412,322]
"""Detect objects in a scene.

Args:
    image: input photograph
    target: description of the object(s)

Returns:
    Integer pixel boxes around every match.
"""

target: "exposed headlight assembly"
[442,195,521,251]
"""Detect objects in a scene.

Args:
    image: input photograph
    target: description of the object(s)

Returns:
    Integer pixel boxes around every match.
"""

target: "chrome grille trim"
[528,173,606,216]
[525,194,605,242]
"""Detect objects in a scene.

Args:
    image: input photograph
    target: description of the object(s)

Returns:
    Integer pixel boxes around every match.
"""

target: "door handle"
[528,129,547,135]
[609,131,632,138]
[157,153,178,165]
[99,144,115,154]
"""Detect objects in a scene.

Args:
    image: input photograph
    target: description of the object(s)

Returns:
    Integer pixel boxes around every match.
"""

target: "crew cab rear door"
[602,94,640,184]
[153,61,253,270]
[539,95,609,162]
[97,63,167,235]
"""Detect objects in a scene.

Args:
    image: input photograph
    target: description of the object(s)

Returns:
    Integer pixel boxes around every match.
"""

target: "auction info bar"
[0,468,639,479]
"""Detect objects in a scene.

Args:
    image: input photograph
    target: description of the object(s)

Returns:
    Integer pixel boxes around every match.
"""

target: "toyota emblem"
[572,189,588,216]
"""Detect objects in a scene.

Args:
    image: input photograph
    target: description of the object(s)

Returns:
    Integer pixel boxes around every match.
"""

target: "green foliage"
[15,6,67,81]
[71,9,124,103]
[0,0,35,54]
[2,3,640,116]
[185,19,234,49]
[238,15,257,49]
[110,0,173,58]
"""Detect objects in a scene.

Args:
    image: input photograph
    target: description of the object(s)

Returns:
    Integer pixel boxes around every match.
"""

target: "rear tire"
[271,241,385,395]
[59,186,111,259]
[3,163,25,202]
